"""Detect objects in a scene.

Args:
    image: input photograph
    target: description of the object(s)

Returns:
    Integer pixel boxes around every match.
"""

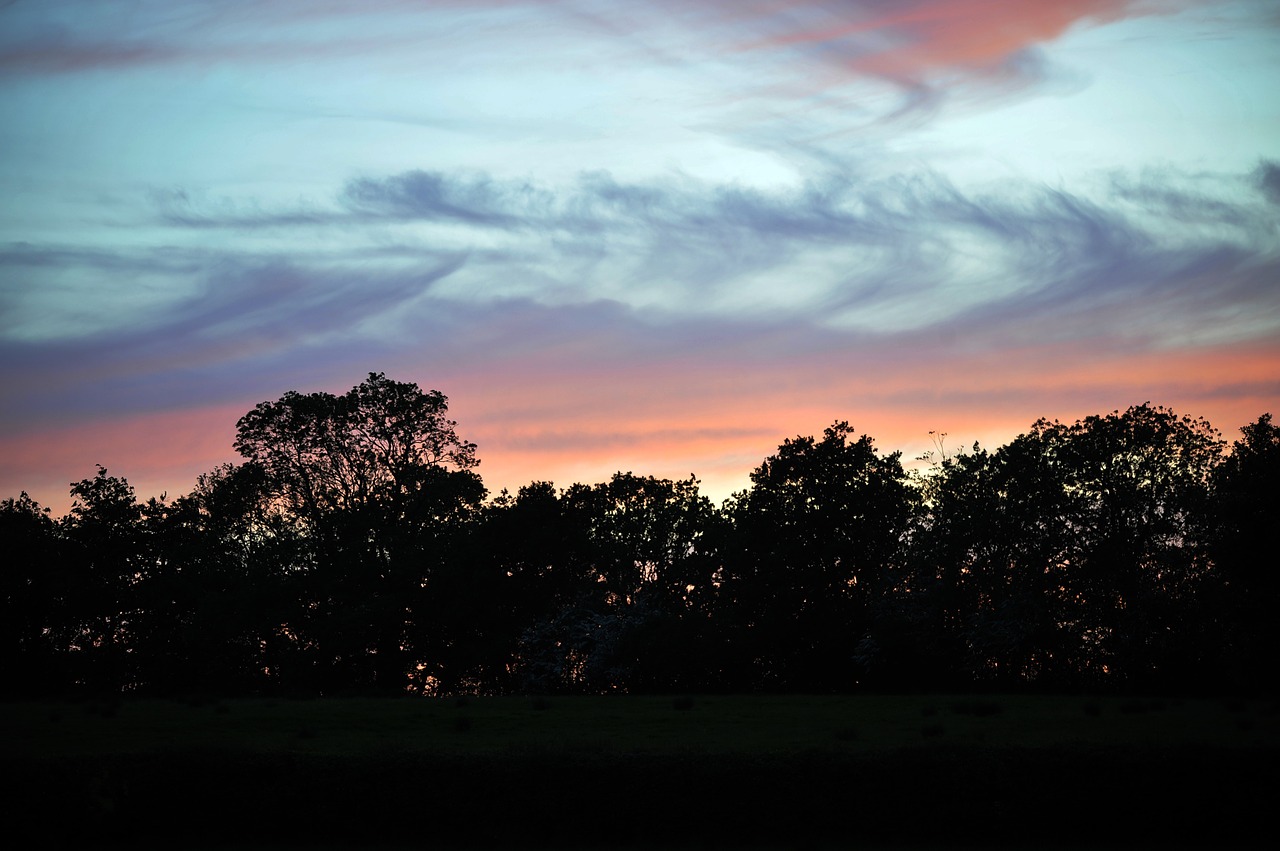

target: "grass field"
[5,693,1277,848]
[5,692,1278,757]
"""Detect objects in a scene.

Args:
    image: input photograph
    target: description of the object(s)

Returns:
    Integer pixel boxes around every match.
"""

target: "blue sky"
[2,0,1278,512]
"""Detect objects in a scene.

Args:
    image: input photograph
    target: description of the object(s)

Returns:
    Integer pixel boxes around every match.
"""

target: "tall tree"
[234,372,478,523]
[1211,413,1280,692]
[914,404,1224,688]
[1,493,66,695]
[60,467,145,691]
[1052,404,1223,685]
[719,422,915,691]
[233,373,484,694]
[130,462,299,695]
[494,474,723,694]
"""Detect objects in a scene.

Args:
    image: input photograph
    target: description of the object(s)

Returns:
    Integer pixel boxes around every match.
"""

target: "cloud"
[137,159,1280,342]
[819,0,1135,75]
[0,0,493,75]
[1111,172,1261,230]
[0,0,1190,196]
[3,0,1274,518]
[0,242,208,275]
[0,0,1170,106]
[1255,160,1280,205]
[5,154,1277,510]
[0,254,465,430]
[644,0,1163,124]
[342,171,552,228]
[6,285,1276,514]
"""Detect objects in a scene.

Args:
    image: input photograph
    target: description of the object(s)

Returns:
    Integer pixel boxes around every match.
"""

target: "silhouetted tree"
[59,467,145,691]
[1211,413,1280,692]
[233,373,484,694]
[454,481,594,694]
[560,473,720,606]
[718,423,915,691]
[501,473,723,693]
[377,463,487,694]
[0,493,67,696]
[130,462,300,695]
[1055,405,1222,686]
[911,437,1084,686]
[579,473,726,692]
[234,372,477,524]
[913,404,1224,689]
[4,392,1270,697]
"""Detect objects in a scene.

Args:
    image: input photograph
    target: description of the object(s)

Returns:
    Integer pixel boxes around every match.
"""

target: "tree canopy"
[234,372,478,522]
[2,386,1272,697]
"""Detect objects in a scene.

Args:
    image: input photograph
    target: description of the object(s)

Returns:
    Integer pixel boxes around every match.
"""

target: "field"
[4,693,1277,848]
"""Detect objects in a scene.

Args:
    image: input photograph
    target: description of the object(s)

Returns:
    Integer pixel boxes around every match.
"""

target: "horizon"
[3,387,1273,518]
[3,0,1278,515]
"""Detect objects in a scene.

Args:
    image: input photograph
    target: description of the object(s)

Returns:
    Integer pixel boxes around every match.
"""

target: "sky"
[1,0,1278,514]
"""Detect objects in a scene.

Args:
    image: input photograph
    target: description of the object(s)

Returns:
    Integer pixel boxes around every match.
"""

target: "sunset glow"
[2,0,1277,513]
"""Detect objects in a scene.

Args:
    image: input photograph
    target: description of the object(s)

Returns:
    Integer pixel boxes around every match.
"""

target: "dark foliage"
[716,422,916,691]
[1,380,1272,697]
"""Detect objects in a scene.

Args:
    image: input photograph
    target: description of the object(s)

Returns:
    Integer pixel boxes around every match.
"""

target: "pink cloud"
[728,0,1153,67]
[755,0,1132,68]
[690,0,1187,115]
[446,332,1279,502]
[0,404,244,517]
[0,0,1169,81]
[3,332,1273,515]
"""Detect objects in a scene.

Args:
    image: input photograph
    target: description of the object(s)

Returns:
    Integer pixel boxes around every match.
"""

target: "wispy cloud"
[137,161,1279,337]
[0,0,1171,113]
[6,159,1276,437]
[0,255,464,428]
[1,0,1275,514]
[564,0,1169,127]
[0,0,519,74]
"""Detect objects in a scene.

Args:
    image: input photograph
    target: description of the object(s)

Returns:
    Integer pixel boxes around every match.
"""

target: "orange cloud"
[733,0,1147,72]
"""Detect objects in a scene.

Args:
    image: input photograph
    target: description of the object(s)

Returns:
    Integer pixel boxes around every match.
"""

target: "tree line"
[3,373,1276,697]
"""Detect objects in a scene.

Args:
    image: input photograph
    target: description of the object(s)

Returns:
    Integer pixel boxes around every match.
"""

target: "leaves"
[233,372,479,522]
[3,390,1274,696]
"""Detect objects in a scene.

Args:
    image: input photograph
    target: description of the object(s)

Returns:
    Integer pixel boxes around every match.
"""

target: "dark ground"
[4,694,1275,848]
